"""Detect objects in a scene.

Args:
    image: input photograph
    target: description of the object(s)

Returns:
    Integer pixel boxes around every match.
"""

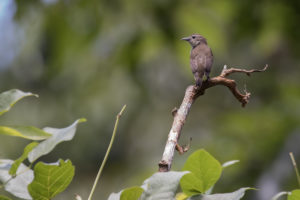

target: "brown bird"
[182,34,213,87]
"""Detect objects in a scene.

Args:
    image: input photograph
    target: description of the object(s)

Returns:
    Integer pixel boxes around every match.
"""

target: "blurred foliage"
[0,0,300,199]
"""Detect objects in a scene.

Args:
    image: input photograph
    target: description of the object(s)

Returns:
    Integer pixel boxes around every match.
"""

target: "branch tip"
[117,105,127,118]
[158,161,169,172]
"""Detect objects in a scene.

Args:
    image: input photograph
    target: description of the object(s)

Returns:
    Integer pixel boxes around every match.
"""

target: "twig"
[158,65,268,172]
[220,64,268,77]
[289,152,300,188]
[88,105,126,200]
[176,137,192,155]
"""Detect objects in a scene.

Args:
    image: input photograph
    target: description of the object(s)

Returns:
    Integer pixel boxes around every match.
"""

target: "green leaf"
[201,160,240,196]
[140,171,188,200]
[180,173,205,196]
[187,187,253,200]
[28,118,86,162]
[120,186,144,200]
[181,149,222,194]
[0,159,34,200]
[28,159,75,200]
[9,142,38,176]
[0,195,13,200]
[288,190,300,200]
[0,89,38,116]
[0,126,51,140]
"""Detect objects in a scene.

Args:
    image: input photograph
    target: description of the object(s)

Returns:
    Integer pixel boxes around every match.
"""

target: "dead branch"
[158,65,268,172]
[220,64,268,77]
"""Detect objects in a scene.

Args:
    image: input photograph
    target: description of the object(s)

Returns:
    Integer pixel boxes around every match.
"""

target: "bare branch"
[199,76,251,107]
[221,64,268,77]
[158,65,268,172]
[159,85,196,172]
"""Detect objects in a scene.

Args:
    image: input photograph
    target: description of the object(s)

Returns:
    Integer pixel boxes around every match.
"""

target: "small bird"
[182,34,213,87]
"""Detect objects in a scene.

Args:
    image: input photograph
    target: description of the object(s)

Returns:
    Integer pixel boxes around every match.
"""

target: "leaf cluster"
[108,149,253,200]
[0,89,85,200]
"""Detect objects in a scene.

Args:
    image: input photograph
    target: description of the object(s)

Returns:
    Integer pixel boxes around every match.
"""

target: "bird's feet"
[205,76,210,82]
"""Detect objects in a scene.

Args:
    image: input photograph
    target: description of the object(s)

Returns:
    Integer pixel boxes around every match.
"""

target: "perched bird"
[182,34,213,87]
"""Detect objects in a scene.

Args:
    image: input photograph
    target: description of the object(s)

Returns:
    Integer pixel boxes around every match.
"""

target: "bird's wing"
[205,49,213,72]
[194,54,206,74]
[190,56,199,74]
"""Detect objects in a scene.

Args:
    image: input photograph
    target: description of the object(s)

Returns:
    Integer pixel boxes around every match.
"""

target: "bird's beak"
[181,37,190,41]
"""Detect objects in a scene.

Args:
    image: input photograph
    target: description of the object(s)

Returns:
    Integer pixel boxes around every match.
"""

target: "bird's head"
[181,34,207,48]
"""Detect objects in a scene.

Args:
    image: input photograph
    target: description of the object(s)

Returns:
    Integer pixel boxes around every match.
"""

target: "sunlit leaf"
[0,89,38,116]
[0,159,34,200]
[140,171,188,200]
[201,160,239,195]
[0,126,51,140]
[120,186,143,200]
[181,149,222,194]
[28,118,86,162]
[9,142,38,176]
[288,190,300,200]
[28,159,75,200]
[180,173,205,196]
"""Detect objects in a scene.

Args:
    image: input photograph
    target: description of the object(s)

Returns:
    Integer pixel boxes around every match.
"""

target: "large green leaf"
[0,89,38,116]
[28,118,86,162]
[0,195,13,200]
[187,187,252,200]
[0,126,51,140]
[28,159,75,200]
[9,142,38,176]
[120,186,144,200]
[203,160,240,195]
[180,173,205,196]
[140,171,188,200]
[181,149,222,194]
[0,159,34,200]
[288,190,300,200]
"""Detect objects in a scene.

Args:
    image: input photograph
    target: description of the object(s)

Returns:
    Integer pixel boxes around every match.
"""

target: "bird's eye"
[192,36,195,39]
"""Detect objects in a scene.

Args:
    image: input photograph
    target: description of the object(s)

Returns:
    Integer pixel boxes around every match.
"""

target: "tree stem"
[88,105,126,200]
